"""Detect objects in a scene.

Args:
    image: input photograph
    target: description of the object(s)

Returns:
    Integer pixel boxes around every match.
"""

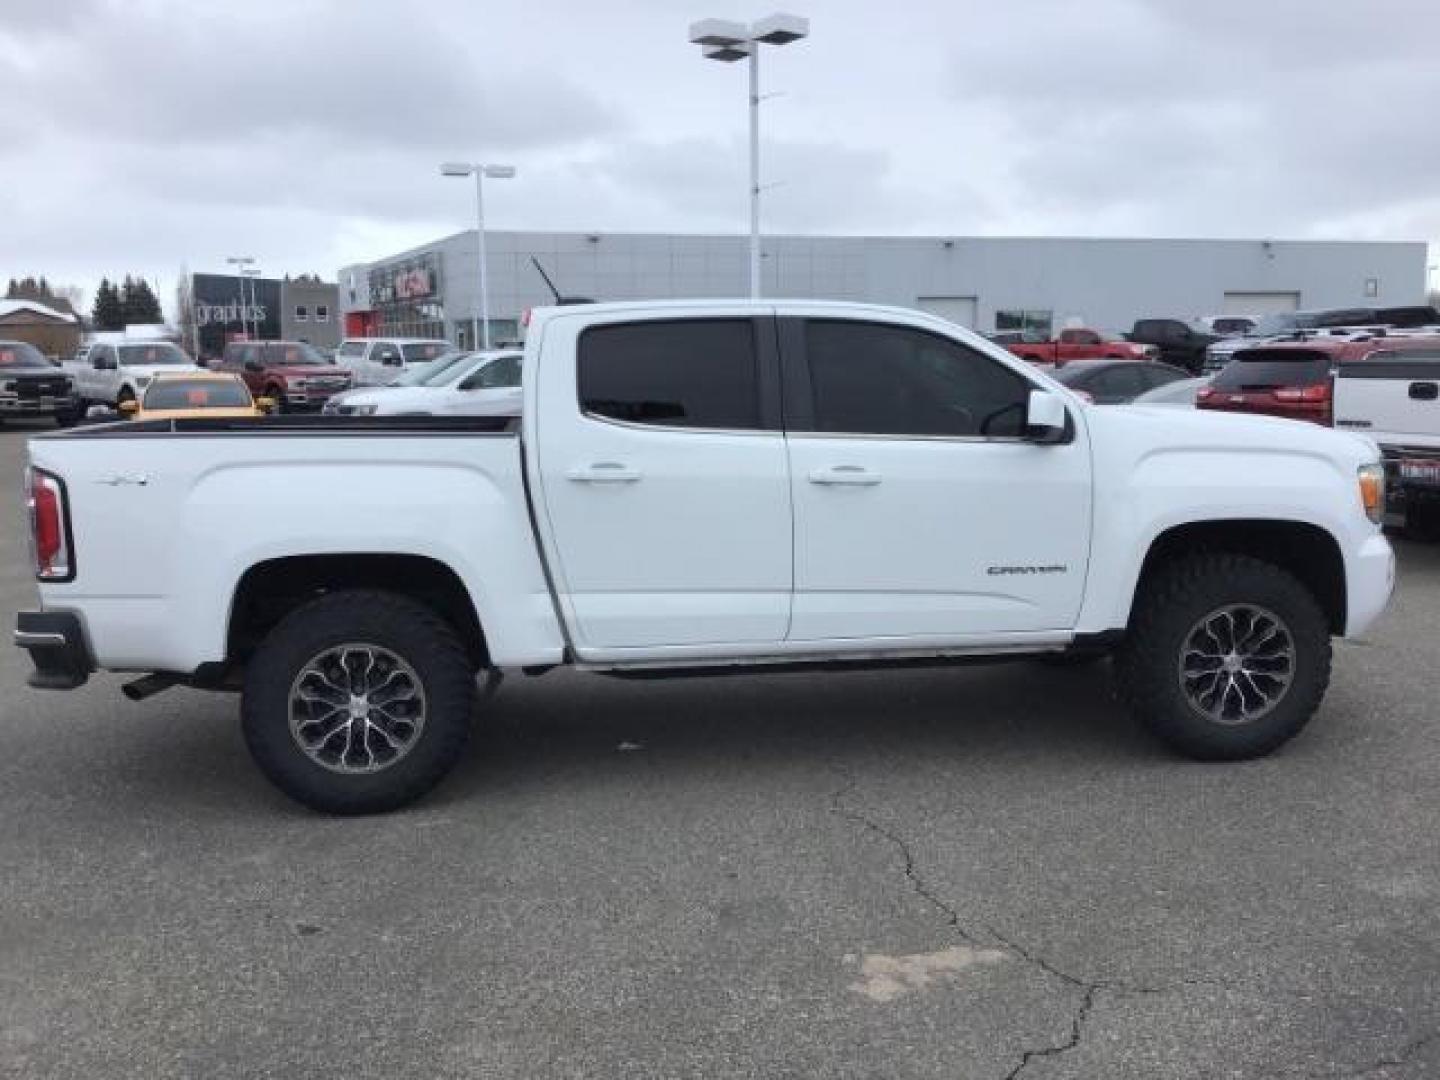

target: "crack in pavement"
[1310,1030,1440,1079]
[830,772,1240,1078]
[831,773,1101,1078]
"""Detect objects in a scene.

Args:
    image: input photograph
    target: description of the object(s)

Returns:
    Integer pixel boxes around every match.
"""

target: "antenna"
[530,256,562,303]
[529,255,595,306]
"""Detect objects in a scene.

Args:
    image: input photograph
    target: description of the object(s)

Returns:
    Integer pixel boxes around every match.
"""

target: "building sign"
[192,273,281,356]
[371,254,440,306]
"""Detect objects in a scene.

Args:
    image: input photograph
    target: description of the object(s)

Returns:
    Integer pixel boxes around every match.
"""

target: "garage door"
[916,296,978,329]
[1222,291,1300,319]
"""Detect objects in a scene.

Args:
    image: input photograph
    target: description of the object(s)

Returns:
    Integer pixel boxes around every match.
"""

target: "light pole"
[226,255,255,340]
[440,162,516,350]
[241,267,264,340]
[688,14,809,300]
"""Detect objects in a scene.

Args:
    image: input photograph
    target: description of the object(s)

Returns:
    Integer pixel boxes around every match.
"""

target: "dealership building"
[337,231,1428,347]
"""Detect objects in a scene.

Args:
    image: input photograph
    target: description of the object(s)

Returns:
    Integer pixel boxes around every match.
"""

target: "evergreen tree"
[124,277,163,324]
[92,278,124,330]
[5,279,16,298]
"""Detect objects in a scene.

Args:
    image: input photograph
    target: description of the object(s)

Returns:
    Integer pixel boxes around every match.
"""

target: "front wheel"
[1114,553,1331,760]
[241,590,476,814]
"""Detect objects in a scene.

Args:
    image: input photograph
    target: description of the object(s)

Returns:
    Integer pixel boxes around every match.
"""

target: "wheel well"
[1134,520,1346,634]
[227,554,488,668]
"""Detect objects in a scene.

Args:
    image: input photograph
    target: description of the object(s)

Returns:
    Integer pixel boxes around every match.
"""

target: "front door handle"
[808,465,882,486]
[567,462,642,483]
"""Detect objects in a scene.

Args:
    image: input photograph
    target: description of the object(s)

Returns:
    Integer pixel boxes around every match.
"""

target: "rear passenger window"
[579,320,762,430]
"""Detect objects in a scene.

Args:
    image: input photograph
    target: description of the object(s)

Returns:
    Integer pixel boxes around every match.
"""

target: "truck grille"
[16,377,70,399]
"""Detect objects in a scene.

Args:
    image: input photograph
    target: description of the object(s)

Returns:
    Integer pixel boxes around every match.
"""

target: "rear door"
[782,313,1092,641]
[534,309,793,652]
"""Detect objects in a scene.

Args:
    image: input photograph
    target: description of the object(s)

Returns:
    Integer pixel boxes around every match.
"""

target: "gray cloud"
[1,0,1436,310]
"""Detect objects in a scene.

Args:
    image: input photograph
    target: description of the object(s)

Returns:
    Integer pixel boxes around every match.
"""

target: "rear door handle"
[566,462,642,483]
[808,465,882,486]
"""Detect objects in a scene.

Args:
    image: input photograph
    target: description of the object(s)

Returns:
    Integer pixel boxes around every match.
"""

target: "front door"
[535,312,792,652]
[782,316,1092,642]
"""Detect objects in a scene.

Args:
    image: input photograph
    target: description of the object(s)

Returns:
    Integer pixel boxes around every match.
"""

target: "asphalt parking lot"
[1,422,1437,1080]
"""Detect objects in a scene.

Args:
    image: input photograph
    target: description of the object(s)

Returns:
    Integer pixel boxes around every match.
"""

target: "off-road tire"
[241,589,475,814]
[1114,553,1331,760]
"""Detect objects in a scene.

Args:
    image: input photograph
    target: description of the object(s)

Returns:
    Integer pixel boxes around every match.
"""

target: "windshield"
[461,354,522,389]
[274,343,329,365]
[401,342,450,363]
[118,343,191,366]
[0,341,52,368]
[143,378,253,410]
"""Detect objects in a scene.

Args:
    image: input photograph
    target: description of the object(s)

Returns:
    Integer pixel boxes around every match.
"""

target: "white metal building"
[337,232,1427,348]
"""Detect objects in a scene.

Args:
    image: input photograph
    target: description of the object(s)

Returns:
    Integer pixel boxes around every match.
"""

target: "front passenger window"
[803,320,1031,437]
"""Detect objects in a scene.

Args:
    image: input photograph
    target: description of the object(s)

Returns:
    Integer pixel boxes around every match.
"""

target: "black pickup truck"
[0,340,78,426]
[1125,319,1219,374]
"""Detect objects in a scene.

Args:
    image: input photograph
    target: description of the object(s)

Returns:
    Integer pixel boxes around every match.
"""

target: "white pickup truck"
[1334,345,1440,535]
[64,340,203,409]
[17,301,1395,814]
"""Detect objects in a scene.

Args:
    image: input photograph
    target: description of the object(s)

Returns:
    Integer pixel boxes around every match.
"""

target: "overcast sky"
[4,0,1438,311]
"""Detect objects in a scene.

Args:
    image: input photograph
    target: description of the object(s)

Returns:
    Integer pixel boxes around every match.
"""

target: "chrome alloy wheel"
[288,644,427,774]
[1177,604,1296,725]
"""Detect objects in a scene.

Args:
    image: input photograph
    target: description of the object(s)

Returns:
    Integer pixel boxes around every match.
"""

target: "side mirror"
[118,399,140,417]
[382,354,402,367]
[1026,389,1069,443]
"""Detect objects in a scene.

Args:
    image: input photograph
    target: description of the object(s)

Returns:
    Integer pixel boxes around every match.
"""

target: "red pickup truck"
[1002,327,1156,367]
[218,340,353,413]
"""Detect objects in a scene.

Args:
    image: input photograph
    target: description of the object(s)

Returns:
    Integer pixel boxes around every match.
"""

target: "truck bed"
[28,414,562,673]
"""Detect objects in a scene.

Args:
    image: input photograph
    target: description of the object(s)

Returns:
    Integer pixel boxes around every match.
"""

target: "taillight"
[25,467,73,581]
[1273,384,1330,403]
[1196,386,1215,401]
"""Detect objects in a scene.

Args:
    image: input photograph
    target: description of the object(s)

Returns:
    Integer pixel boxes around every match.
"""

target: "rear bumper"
[14,610,93,689]
[1346,534,1396,638]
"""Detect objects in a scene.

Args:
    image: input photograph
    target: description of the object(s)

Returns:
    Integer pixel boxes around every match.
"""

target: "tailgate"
[1334,354,1440,450]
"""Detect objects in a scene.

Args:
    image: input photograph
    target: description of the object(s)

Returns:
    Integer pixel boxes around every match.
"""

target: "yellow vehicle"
[118,372,275,421]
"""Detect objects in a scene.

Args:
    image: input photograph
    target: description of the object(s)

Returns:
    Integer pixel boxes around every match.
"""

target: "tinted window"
[338,341,367,358]
[459,354,521,390]
[804,320,1030,437]
[1316,308,1375,328]
[118,343,190,366]
[143,378,252,410]
[264,342,327,365]
[1211,348,1332,389]
[1143,364,1190,389]
[401,342,449,362]
[0,341,51,368]
[1088,365,1148,400]
[579,320,761,430]
[1376,306,1440,328]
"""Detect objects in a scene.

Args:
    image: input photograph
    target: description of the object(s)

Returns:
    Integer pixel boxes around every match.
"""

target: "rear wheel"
[241,590,476,814]
[1115,553,1331,760]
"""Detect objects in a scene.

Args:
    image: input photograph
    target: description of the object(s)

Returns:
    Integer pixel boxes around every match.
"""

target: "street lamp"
[240,267,264,341]
[688,13,809,299]
[440,161,516,350]
[226,255,255,340]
